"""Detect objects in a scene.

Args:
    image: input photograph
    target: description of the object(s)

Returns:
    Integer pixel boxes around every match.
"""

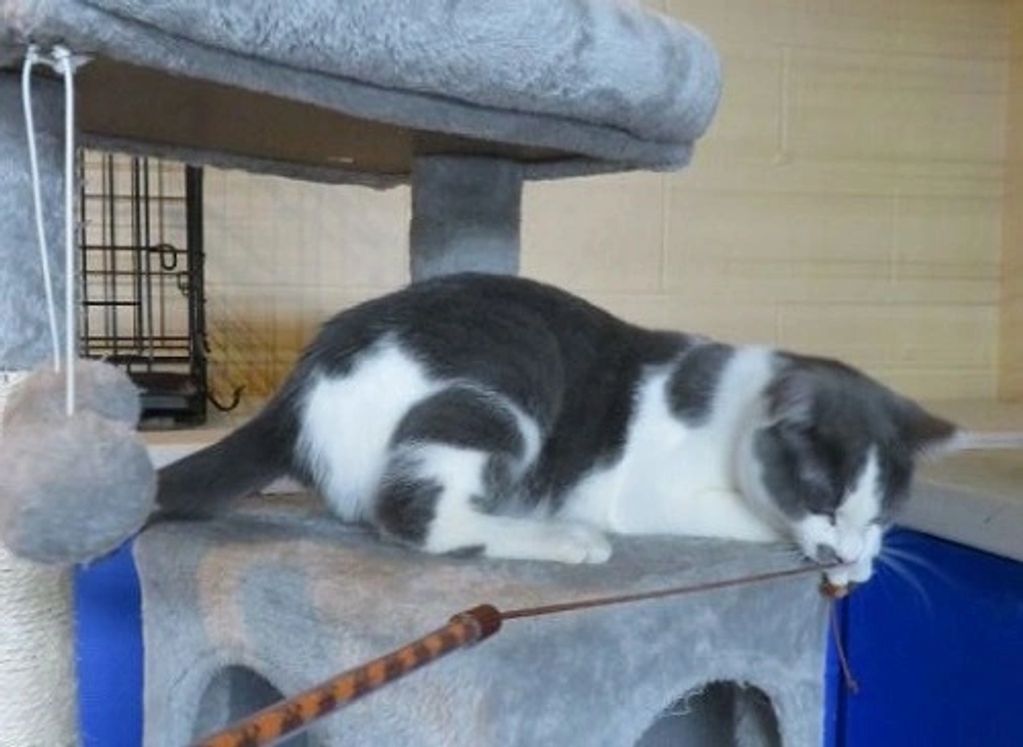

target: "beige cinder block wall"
[204,0,1010,403]
[203,172,409,399]
[1004,0,1023,400]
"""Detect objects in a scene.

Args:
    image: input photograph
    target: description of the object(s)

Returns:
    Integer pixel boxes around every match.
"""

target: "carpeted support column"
[409,156,523,281]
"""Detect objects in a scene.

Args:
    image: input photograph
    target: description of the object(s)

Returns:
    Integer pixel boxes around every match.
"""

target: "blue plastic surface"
[826,528,1023,747]
[73,542,143,747]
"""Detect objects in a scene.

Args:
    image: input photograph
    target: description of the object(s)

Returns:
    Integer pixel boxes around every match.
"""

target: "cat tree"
[0,1,833,744]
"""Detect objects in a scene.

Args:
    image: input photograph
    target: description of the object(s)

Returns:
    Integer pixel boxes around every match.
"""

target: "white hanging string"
[20,45,60,373]
[56,47,78,416]
[21,44,83,415]
[2,45,87,747]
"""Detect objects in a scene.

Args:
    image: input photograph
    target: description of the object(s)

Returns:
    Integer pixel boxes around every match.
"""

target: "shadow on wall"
[207,309,314,404]
[636,681,781,747]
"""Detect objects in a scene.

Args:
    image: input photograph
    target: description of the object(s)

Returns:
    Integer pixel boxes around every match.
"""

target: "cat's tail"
[155,404,296,520]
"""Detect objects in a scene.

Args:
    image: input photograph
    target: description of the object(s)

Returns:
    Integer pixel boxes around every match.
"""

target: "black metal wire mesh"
[79,151,208,425]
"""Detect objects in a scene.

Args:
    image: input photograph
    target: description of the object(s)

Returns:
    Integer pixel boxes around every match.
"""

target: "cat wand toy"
[191,562,845,747]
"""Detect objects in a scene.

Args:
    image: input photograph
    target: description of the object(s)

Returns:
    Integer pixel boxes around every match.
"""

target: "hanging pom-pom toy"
[0,45,157,566]
[0,361,156,564]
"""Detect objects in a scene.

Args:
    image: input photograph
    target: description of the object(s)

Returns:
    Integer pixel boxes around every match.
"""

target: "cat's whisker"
[876,555,933,615]
[881,544,922,563]
[882,530,923,553]
[882,546,959,592]
[875,565,897,605]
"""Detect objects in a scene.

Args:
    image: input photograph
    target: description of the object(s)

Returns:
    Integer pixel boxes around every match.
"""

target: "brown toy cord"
[191,563,841,747]
[829,598,861,694]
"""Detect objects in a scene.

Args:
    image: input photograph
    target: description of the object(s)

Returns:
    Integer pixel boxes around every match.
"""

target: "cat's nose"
[814,544,840,564]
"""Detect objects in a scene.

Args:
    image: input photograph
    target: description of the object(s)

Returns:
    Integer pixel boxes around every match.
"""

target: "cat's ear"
[896,399,959,459]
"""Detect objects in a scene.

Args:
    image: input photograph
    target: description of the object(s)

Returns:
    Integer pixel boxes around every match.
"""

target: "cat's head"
[735,354,958,585]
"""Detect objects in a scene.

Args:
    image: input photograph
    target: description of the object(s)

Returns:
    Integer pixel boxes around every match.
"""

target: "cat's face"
[736,356,956,585]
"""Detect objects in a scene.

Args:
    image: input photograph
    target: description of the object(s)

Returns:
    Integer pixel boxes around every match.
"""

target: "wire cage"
[79,151,208,426]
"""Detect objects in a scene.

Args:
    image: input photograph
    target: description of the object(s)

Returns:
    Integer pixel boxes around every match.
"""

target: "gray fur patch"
[392,386,523,457]
[374,476,442,546]
[667,343,734,425]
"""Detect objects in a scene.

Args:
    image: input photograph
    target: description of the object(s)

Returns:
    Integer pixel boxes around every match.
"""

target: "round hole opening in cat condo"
[635,680,781,747]
[193,665,309,747]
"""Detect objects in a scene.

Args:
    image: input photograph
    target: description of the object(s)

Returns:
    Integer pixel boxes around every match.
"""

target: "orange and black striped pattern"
[192,605,502,747]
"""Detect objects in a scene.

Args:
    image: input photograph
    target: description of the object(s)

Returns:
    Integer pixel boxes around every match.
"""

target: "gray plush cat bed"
[0,0,720,182]
[1,0,722,283]
[138,496,827,747]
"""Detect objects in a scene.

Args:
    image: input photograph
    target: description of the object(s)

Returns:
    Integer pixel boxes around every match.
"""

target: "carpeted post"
[409,156,523,281]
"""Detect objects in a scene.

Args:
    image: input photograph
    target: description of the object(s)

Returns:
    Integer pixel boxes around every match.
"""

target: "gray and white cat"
[159,274,959,586]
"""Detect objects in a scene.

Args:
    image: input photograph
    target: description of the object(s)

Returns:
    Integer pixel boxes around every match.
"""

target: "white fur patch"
[562,346,783,543]
[297,339,440,520]
[413,444,611,563]
[837,450,881,541]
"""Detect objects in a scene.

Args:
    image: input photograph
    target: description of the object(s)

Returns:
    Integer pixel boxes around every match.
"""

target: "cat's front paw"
[531,523,613,565]
[561,523,613,564]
